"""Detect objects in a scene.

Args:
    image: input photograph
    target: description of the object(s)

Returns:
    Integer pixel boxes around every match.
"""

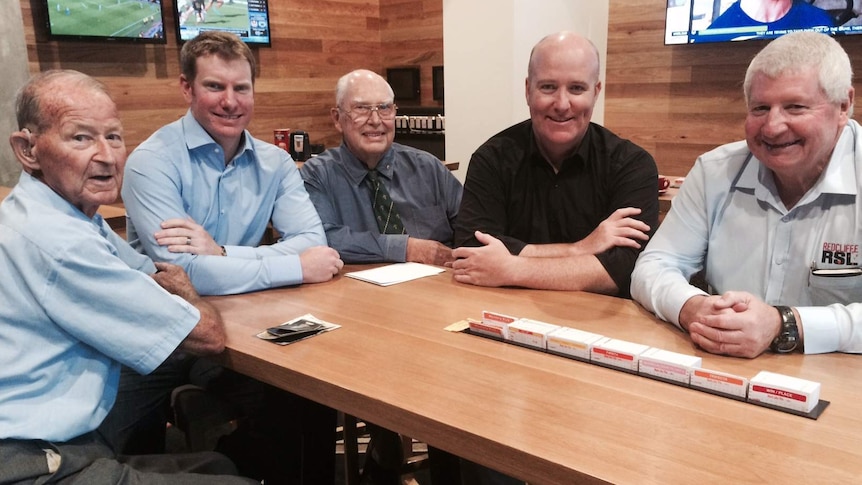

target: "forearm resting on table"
[509,254,618,294]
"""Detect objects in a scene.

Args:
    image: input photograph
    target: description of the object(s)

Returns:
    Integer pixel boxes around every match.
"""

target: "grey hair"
[16,70,111,133]
[744,31,853,116]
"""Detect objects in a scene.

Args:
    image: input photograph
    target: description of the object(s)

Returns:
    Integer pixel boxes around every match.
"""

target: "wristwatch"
[770,305,799,353]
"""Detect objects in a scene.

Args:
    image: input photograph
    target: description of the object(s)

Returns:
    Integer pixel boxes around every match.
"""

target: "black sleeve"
[453,146,527,254]
[595,143,659,298]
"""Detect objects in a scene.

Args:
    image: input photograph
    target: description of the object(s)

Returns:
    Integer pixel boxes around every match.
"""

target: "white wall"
[443,0,609,181]
[0,0,30,186]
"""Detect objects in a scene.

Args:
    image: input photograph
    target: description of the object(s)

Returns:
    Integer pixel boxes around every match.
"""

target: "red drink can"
[274,128,290,151]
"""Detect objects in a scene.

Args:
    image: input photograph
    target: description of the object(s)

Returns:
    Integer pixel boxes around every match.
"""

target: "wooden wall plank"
[380,0,443,108]
[605,0,862,177]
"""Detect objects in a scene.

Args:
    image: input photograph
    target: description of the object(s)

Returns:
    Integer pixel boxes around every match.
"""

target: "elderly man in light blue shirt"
[631,32,862,358]
[1,69,253,484]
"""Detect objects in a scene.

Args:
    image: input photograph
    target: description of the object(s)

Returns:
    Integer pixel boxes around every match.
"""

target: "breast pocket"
[402,204,452,243]
[809,273,862,306]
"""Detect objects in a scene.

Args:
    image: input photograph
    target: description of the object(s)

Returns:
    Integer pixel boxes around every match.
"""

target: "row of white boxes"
[470,310,822,414]
[394,114,445,133]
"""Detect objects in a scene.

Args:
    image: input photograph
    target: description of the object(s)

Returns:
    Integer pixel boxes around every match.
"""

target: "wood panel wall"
[19,0,862,178]
[380,0,444,108]
[605,0,862,177]
[19,0,443,153]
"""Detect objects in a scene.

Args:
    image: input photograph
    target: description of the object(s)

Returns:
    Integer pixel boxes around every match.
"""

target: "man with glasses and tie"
[301,69,462,267]
[300,69,463,484]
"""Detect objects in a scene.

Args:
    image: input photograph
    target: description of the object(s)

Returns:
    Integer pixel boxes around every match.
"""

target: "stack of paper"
[345,263,445,286]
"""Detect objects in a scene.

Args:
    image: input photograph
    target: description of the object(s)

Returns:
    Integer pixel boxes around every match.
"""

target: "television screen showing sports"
[175,0,272,46]
[44,0,167,42]
[665,0,862,45]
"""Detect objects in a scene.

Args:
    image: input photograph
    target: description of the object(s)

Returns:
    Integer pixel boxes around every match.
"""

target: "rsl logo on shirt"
[821,242,859,266]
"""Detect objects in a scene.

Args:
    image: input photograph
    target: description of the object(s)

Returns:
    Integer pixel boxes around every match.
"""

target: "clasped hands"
[679,291,783,358]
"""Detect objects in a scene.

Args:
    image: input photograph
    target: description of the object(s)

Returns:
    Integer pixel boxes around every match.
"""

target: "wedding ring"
[186,237,192,245]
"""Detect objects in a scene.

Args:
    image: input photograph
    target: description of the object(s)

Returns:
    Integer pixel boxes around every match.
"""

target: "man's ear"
[180,74,194,104]
[9,129,39,173]
[331,107,344,134]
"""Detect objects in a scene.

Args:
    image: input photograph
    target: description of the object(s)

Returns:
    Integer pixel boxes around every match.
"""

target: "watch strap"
[770,305,799,353]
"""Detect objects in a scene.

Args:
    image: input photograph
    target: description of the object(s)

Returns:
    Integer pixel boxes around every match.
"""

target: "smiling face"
[745,68,851,182]
[333,71,395,169]
[25,83,126,218]
[526,34,601,168]
[181,54,254,160]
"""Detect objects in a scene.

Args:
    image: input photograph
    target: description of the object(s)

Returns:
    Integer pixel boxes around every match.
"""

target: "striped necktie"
[366,170,406,234]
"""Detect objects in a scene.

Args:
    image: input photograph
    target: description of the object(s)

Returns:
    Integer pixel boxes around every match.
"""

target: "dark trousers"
[98,355,336,485]
[0,432,257,484]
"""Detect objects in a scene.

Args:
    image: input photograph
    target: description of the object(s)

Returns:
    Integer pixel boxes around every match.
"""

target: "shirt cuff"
[796,306,840,354]
[383,234,409,263]
[268,254,304,287]
[664,286,709,330]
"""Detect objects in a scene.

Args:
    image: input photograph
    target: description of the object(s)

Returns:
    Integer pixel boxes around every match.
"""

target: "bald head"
[332,69,397,168]
[527,31,600,83]
[335,69,395,108]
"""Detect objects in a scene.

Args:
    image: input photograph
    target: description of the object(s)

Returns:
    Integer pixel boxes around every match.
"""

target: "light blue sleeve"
[631,157,711,327]
[123,145,323,295]
[42,235,200,375]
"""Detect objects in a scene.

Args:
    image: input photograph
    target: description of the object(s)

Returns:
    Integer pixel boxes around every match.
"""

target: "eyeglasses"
[338,103,398,123]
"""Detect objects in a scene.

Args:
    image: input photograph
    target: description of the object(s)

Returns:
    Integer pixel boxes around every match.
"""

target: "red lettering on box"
[594,348,634,361]
[752,385,806,402]
[483,311,516,324]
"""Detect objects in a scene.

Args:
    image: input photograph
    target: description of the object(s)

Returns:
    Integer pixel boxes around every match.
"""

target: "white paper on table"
[345,262,445,286]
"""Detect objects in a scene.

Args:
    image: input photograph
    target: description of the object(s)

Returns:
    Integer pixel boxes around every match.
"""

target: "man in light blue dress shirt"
[0,69,255,484]
[113,32,340,484]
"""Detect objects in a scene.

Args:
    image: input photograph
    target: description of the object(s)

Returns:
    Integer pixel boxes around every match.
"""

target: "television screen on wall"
[387,67,420,102]
[665,0,862,45]
[43,0,167,43]
[175,0,272,46]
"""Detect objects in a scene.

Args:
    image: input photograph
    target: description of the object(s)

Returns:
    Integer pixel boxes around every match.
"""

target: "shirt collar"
[16,171,104,226]
[742,121,859,206]
[181,110,255,165]
[527,121,593,172]
[337,142,395,186]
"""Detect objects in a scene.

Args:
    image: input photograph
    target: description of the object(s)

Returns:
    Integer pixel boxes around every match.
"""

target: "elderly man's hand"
[680,292,781,358]
[406,238,455,266]
[151,262,201,302]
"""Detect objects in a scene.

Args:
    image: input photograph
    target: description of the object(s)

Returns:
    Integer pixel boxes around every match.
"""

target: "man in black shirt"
[452,31,658,297]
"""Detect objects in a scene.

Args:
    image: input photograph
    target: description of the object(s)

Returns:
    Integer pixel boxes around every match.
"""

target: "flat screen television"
[432,65,444,101]
[43,0,167,43]
[665,0,862,45]
[175,0,272,46]
[387,67,420,102]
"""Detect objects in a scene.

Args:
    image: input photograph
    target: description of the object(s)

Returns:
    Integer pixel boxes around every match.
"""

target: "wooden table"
[206,268,862,484]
